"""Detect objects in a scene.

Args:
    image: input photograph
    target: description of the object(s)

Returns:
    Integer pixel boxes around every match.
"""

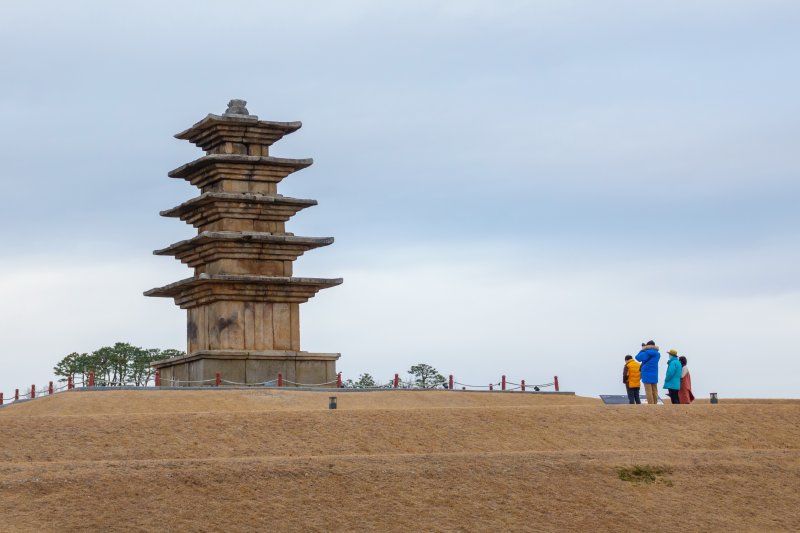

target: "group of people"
[622,340,694,404]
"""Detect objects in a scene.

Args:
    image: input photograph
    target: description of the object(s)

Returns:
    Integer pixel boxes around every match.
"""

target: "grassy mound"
[1,390,798,531]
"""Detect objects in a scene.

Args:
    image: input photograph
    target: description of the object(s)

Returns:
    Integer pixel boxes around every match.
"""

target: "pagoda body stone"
[145,100,342,387]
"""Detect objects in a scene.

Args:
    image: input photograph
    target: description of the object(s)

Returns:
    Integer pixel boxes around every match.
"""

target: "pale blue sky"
[1,1,798,397]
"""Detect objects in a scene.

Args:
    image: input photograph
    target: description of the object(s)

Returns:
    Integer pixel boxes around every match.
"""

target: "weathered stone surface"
[225,99,249,116]
[152,350,340,387]
[146,100,341,387]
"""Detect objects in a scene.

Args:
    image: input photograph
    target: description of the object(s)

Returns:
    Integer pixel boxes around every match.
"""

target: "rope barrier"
[282,379,338,387]
[219,379,278,387]
[1,372,562,405]
[453,382,501,389]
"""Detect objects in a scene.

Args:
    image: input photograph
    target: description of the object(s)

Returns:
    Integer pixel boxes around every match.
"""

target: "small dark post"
[88,372,95,387]
[710,392,718,404]
[521,380,526,392]
[501,375,506,391]
[48,381,54,395]
[278,373,283,387]
[68,375,73,390]
[31,384,36,399]
[154,371,160,387]
[448,374,453,390]
[337,372,342,388]
[393,374,399,388]
[0,392,3,405]
[215,372,221,386]
[554,375,560,392]
[15,389,19,401]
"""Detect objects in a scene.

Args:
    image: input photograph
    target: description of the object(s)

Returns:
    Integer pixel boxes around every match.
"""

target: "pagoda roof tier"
[144,274,343,308]
[175,113,302,152]
[160,193,317,228]
[169,155,313,189]
[153,232,334,267]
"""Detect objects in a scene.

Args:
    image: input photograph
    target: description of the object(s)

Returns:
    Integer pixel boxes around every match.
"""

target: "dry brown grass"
[1,389,798,532]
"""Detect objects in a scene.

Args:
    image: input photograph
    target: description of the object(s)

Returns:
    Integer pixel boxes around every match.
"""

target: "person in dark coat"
[635,340,661,404]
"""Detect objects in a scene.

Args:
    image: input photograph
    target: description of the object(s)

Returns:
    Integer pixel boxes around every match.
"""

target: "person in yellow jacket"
[623,355,642,404]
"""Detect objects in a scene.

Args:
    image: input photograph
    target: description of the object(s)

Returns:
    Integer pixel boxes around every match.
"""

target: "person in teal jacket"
[663,349,683,404]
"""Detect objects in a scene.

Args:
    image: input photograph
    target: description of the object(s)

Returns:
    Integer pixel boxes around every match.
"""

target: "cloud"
[0,1,798,399]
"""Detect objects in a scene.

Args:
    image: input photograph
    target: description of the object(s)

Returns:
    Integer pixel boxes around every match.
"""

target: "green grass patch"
[617,465,672,484]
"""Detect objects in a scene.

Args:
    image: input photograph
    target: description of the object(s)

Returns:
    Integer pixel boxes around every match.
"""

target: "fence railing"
[0,371,562,407]
[0,379,72,406]
[155,371,560,391]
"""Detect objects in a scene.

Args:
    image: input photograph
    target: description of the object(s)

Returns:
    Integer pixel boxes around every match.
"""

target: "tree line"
[54,350,446,389]
[344,363,447,389]
[53,342,184,386]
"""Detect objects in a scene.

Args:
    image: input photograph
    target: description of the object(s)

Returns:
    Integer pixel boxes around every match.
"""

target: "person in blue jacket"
[635,341,661,404]
[663,349,683,404]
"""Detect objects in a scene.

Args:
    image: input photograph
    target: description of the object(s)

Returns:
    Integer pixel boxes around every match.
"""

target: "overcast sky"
[1,1,798,398]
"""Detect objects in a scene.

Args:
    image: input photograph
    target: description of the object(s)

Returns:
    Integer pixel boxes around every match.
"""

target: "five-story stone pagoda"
[145,99,342,387]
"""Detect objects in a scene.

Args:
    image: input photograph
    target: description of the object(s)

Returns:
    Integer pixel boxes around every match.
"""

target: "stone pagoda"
[145,99,342,387]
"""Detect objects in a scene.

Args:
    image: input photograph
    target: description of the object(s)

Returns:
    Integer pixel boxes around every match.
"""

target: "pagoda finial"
[224,99,249,116]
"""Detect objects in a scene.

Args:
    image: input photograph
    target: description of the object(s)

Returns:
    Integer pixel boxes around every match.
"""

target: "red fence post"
[154,370,160,387]
[554,375,560,392]
[278,373,283,387]
[393,374,399,388]
[0,392,3,405]
[501,375,506,391]
[448,374,453,390]
[31,384,36,399]
[337,372,342,388]
[49,381,54,395]
[15,389,19,401]
[215,372,221,386]
[521,380,526,392]
[68,375,73,390]
[88,372,95,387]
[489,383,494,391]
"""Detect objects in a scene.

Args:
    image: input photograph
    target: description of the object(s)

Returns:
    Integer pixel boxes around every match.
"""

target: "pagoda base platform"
[152,350,340,387]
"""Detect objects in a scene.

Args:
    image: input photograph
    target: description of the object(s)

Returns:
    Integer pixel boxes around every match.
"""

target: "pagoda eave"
[175,113,302,151]
[144,274,343,308]
[159,193,317,227]
[153,232,334,267]
[168,154,313,180]
[160,193,317,218]
[167,155,313,190]
[154,232,334,256]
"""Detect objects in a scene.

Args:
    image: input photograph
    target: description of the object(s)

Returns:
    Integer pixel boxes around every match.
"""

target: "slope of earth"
[1,390,798,532]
